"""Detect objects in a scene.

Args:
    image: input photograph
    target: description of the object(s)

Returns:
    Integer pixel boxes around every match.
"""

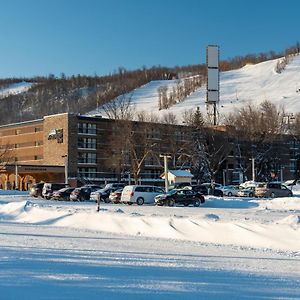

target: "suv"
[255,182,293,198]
[52,187,75,201]
[70,185,102,201]
[90,183,125,203]
[155,188,205,207]
[120,185,165,205]
[29,182,44,197]
[42,183,69,199]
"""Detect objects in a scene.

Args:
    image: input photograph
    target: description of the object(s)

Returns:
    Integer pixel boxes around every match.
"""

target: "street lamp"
[62,155,68,185]
[160,154,171,192]
[250,158,255,182]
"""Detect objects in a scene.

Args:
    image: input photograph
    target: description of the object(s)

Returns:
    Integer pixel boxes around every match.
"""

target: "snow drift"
[0,196,299,252]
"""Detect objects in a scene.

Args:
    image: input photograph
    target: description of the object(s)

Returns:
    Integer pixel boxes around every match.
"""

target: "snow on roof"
[168,169,193,177]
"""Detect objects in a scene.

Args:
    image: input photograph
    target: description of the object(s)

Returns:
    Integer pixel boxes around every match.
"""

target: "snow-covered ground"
[0,81,33,99]
[88,55,300,122]
[0,190,299,299]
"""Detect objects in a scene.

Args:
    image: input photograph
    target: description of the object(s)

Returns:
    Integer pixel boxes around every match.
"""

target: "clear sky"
[0,0,299,78]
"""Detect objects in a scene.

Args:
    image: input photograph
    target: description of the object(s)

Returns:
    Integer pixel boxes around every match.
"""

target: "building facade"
[0,113,299,190]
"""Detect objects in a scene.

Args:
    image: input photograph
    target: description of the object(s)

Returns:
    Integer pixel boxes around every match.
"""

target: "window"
[78,138,97,149]
[78,167,97,178]
[78,152,97,164]
[78,123,97,135]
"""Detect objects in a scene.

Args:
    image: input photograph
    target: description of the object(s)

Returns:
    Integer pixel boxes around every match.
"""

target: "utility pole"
[160,154,171,192]
[62,155,68,185]
[15,163,18,190]
[250,158,255,182]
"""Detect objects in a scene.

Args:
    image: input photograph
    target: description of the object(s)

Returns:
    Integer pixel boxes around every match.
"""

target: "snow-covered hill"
[88,55,300,121]
[0,81,33,99]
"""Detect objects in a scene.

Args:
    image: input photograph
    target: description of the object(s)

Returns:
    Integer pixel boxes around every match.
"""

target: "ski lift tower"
[206,45,220,125]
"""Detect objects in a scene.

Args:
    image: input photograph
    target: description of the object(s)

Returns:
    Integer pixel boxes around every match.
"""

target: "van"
[255,182,293,198]
[42,183,69,199]
[120,185,165,205]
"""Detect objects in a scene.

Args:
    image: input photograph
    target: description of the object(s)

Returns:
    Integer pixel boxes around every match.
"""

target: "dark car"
[90,183,125,203]
[70,185,101,201]
[108,188,124,204]
[154,188,205,207]
[191,184,223,197]
[42,183,69,199]
[29,182,44,197]
[52,187,75,201]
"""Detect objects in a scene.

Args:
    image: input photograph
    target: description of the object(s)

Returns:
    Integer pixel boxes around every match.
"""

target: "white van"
[120,185,165,205]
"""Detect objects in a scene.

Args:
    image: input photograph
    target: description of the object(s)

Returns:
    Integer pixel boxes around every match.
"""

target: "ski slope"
[0,81,33,99]
[88,55,300,121]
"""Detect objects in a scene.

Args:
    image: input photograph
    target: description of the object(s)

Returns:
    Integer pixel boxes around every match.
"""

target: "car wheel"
[136,197,144,205]
[270,192,275,198]
[227,192,232,197]
[248,192,253,197]
[168,199,175,207]
[104,197,110,203]
[194,199,200,207]
[288,192,292,197]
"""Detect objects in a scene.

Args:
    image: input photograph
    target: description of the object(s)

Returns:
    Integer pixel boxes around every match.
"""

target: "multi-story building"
[0,113,193,190]
[0,112,299,191]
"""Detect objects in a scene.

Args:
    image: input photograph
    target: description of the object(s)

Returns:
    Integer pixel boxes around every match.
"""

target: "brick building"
[0,113,299,191]
[0,113,192,190]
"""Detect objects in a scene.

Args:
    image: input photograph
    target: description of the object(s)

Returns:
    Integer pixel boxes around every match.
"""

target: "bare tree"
[161,112,177,125]
[0,142,13,172]
[102,92,135,120]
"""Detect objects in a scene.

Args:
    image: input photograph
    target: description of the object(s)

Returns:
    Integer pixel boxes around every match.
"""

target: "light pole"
[15,163,18,190]
[160,154,171,192]
[62,155,68,185]
[250,158,255,182]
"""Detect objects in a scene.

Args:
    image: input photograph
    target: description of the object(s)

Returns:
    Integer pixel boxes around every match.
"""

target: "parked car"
[221,185,240,197]
[191,183,223,197]
[29,182,44,197]
[169,182,191,190]
[155,188,205,207]
[90,183,125,203]
[255,182,293,198]
[284,179,300,190]
[120,185,165,205]
[70,185,101,201]
[42,183,69,199]
[237,186,256,197]
[109,188,124,204]
[52,187,75,201]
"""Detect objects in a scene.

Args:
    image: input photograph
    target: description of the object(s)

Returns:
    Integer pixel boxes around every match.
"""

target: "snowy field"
[0,190,300,299]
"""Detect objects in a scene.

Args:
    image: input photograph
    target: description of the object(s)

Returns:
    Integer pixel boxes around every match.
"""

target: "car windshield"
[167,189,178,196]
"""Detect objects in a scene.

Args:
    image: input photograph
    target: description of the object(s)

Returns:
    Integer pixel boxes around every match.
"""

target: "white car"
[221,185,240,197]
[237,186,256,197]
[120,185,165,205]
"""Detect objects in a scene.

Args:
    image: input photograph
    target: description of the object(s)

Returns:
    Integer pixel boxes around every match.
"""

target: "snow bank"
[254,196,300,210]
[0,198,299,252]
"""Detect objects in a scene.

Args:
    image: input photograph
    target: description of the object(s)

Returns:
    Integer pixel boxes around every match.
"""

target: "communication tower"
[206,45,220,125]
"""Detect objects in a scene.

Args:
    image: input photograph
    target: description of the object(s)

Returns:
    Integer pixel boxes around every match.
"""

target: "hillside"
[88,54,300,122]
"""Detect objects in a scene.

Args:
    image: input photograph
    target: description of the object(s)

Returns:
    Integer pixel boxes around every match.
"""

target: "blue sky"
[0,0,299,78]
